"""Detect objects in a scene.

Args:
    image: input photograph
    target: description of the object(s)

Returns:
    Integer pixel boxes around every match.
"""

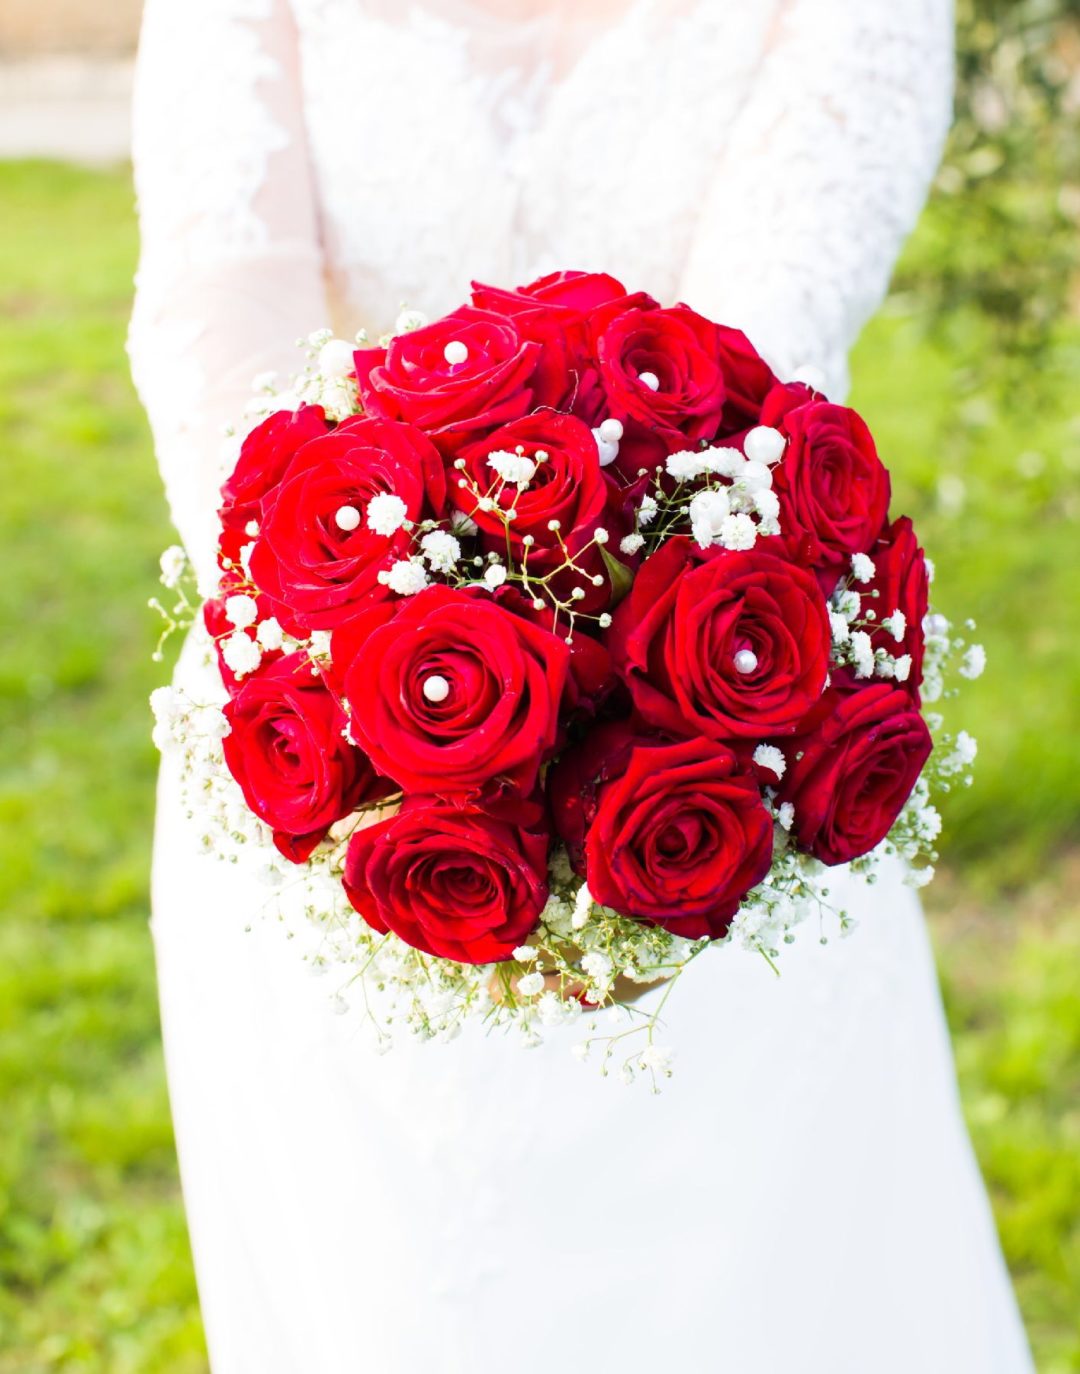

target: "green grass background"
[0,160,1077,1371]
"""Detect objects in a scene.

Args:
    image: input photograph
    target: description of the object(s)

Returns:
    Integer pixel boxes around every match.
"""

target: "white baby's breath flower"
[384,559,429,596]
[637,1044,674,1076]
[516,972,545,998]
[571,884,594,931]
[224,594,258,629]
[581,950,613,985]
[159,545,187,588]
[487,449,537,486]
[752,488,780,524]
[701,445,745,479]
[420,529,461,573]
[665,449,708,482]
[829,611,851,645]
[833,588,861,622]
[149,685,184,726]
[753,744,786,779]
[637,494,659,527]
[620,532,645,556]
[954,730,978,766]
[718,512,757,551]
[777,801,795,831]
[959,644,986,680]
[850,552,875,584]
[892,653,912,683]
[483,563,507,589]
[366,492,409,537]
[881,610,907,642]
[513,946,538,963]
[254,617,282,652]
[688,487,731,548]
[308,630,333,660]
[222,631,262,678]
[850,630,875,679]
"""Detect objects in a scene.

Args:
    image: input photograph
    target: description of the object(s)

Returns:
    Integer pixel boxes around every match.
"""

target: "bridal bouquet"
[151,270,983,1083]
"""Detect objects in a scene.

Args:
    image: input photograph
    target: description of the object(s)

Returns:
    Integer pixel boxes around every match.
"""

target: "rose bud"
[222,652,393,863]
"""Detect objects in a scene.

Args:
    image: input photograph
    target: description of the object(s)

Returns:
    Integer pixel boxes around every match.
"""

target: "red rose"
[455,411,629,614]
[222,653,392,863]
[353,306,551,454]
[591,302,727,472]
[218,405,330,563]
[247,418,445,635]
[337,585,570,797]
[776,679,933,865]
[470,271,646,421]
[609,537,830,741]
[550,724,773,939]
[343,794,549,963]
[762,388,891,579]
[866,516,929,701]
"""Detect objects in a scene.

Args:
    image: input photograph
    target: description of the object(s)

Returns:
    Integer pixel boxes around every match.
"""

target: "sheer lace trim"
[132,0,289,270]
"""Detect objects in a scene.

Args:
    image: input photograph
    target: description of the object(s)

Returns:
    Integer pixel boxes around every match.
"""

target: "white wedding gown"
[128,2,1035,1370]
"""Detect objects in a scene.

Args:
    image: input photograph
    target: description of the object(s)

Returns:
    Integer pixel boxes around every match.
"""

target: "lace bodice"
[128,0,953,579]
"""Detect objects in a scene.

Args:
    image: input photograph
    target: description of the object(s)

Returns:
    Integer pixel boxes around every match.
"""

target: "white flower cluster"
[663,431,784,553]
[827,557,913,684]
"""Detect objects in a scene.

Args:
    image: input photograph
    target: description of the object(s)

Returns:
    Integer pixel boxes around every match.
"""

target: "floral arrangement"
[151,271,984,1084]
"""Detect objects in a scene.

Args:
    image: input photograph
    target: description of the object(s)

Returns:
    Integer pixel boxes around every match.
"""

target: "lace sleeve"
[128,0,328,584]
[678,0,954,400]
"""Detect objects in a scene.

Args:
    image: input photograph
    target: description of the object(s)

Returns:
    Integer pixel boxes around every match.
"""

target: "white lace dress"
[128,3,1035,1370]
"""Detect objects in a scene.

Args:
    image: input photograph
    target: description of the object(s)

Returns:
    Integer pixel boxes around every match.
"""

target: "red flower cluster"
[209,271,933,964]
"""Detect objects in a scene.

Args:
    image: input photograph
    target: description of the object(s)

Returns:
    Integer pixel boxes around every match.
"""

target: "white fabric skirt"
[152,641,1033,1374]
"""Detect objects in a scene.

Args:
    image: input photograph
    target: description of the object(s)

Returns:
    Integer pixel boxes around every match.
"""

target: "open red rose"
[776,678,933,865]
[247,417,445,635]
[866,516,929,701]
[353,305,553,454]
[455,411,629,614]
[550,723,773,939]
[218,404,330,564]
[609,537,830,741]
[591,302,728,473]
[222,652,392,863]
[762,388,891,580]
[343,794,549,963]
[338,585,570,797]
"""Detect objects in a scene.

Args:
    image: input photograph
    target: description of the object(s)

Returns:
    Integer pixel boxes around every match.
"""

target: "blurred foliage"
[902,0,1080,373]
[0,4,1078,1368]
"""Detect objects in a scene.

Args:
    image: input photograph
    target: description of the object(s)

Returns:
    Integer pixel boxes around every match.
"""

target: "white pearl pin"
[422,674,451,703]
[734,649,759,675]
[334,504,361,531]
[443,340,468,366]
